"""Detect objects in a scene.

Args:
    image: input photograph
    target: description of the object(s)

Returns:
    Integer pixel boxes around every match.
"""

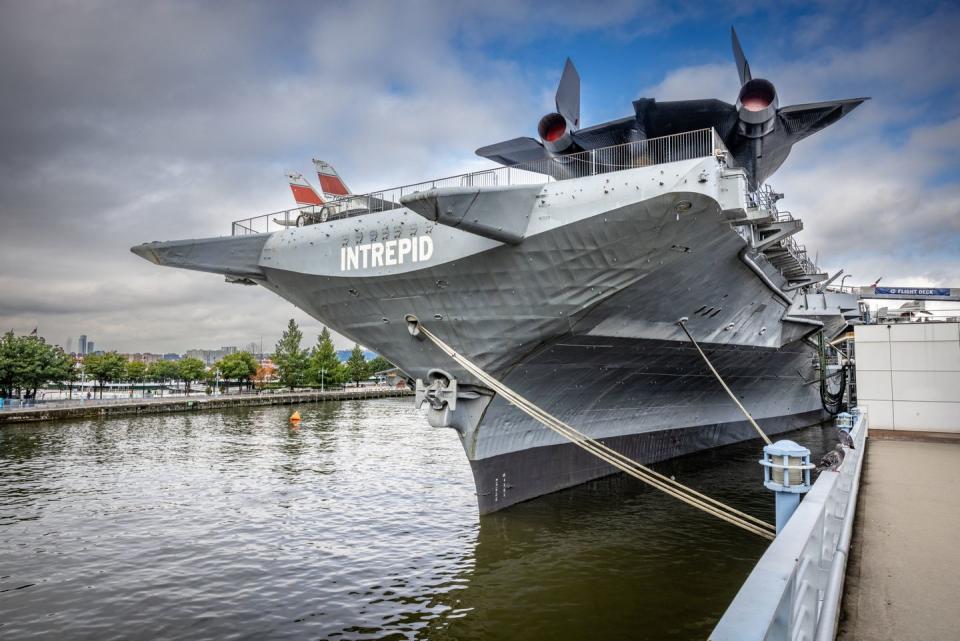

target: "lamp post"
[760,440,813,533]
[321,368,325,393]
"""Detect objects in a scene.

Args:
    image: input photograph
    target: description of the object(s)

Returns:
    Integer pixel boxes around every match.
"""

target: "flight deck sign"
[874,287,951,298]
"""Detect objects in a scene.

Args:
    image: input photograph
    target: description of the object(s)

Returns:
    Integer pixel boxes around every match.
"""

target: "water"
[0,399,836,640]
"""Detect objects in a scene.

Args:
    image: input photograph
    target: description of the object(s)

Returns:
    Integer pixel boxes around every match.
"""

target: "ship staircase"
[746,186,826,290]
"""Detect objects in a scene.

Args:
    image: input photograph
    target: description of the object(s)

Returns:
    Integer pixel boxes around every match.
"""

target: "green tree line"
[1,323,393,400]
[272,319,393,390]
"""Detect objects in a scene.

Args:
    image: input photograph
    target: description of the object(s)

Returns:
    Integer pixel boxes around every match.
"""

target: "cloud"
[1,1,958,353]
[0,1,634,352]
[641,7,960,295]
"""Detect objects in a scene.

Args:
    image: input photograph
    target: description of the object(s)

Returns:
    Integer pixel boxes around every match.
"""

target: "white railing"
[710,408,868,641]
[232,128,724,235]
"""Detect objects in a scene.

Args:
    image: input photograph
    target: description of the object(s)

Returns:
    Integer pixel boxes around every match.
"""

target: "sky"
[1,0,958,353]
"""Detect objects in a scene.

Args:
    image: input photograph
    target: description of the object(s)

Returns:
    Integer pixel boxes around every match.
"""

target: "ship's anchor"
[415,369,458,412]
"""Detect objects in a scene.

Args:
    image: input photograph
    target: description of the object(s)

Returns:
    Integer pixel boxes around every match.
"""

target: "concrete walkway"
[838,436,960,641]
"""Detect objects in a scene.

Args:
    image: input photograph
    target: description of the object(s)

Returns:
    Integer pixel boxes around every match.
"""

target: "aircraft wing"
[779,98,869,143]
[475,136,551,165]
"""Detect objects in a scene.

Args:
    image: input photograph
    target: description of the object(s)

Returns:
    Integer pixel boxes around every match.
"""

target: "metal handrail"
[232,128,727,235]
[709,409,869,641]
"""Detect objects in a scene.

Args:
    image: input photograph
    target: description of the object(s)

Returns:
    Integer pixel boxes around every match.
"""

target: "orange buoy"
[290,411,302,423]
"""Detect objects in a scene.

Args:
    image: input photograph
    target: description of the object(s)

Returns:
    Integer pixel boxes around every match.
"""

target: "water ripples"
[0,399,835,640]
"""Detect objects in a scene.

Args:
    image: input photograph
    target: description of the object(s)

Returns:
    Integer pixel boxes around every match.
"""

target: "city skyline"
[1,2,958,351]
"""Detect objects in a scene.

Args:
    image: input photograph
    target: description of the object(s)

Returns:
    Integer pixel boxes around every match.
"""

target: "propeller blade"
[731,27,752,85]
[555,58,580,128]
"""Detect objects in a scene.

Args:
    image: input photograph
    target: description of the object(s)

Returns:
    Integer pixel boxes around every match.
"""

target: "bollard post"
[760,440,813,533]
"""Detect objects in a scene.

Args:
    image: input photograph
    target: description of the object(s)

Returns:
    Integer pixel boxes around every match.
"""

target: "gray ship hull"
[134,152,855,513]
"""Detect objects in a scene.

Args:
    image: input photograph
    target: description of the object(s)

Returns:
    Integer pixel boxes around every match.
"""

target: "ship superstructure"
[132,30,863,513]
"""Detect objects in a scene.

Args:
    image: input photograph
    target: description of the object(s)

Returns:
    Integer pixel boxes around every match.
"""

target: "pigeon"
[816,444,846,472]
[837,429,855,450]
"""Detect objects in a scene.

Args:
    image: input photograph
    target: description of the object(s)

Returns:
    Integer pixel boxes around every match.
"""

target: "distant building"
[370,367,408,388]
[184,346,239,366]
[78,335,87,355]
[66,337,74,353]
[126,352,163,364]
[162,353,180,361]
[86,341,95,354]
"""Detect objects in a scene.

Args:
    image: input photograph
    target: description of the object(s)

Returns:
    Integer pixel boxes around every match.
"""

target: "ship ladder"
[406,315,776,541]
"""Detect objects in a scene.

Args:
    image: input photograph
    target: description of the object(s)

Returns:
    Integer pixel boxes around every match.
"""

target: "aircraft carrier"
[132,30,863,513]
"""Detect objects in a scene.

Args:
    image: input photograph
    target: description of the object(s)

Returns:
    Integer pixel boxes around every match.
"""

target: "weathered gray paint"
[132,156,855,512]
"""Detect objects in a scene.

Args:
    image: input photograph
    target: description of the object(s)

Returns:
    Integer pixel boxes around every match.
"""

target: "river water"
[0,399,835,640]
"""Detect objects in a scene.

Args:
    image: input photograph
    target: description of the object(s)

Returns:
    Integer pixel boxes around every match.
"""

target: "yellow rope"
[412,319,775,540]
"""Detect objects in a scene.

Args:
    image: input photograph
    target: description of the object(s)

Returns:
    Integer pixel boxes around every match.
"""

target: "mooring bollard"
[760,440,813,533]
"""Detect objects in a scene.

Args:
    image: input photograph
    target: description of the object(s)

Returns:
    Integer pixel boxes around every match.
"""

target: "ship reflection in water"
[0,399,835,640]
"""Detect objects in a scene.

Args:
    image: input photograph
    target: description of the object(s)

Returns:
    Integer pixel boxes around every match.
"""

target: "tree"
[0,331,75,399]
[83,352,127,399]
[309,327,344,390]
[125,360,148,397]
[216,351,259,393]
[273,319,309,390]
[176,357,207,394]
[252,362,276,389]
[59,352,80,399]
[148,360,179,396]
[366,355,393,375]
[0,332,16,398]
[345,344,369,386]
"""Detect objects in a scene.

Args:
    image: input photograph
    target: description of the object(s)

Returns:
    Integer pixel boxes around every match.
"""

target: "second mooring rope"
[408,317,775,540]
[675,318,772,446]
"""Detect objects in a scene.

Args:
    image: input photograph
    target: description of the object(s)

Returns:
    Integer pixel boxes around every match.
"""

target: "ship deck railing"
[231,128,730,236]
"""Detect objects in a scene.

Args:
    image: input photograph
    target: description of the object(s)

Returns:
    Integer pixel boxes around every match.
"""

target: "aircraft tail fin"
[731,27,752,85]
[313,159,351,198]
[555,58,581,128]
[286,172,324,206]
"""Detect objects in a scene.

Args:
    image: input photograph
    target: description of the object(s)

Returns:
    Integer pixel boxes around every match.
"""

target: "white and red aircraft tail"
[286,172,324,207]
[313,159,351,198]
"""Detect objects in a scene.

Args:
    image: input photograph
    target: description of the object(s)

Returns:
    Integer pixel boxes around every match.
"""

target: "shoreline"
[0,388,414,425]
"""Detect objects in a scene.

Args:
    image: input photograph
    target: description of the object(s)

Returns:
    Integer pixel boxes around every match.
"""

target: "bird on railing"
[816,444,846,472]
[837,429,855,450]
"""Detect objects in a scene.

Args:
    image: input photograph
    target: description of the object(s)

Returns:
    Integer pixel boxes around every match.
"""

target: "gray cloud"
[642,8,960,298]
[1,1,958,353]
[0,1,625,352]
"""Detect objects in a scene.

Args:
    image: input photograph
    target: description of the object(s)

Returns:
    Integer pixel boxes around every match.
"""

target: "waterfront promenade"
[838,432,960,641]
[0,387,413,424]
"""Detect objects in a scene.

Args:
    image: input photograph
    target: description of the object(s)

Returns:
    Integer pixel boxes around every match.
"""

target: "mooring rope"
[407,316,776,540]
[675,318,772,446]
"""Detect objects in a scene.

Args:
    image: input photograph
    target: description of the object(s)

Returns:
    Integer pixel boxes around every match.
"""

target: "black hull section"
[469,409,823,514]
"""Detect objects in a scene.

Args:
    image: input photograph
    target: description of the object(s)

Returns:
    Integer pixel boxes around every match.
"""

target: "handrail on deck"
[231,128,729,236]
[710,408,869,641]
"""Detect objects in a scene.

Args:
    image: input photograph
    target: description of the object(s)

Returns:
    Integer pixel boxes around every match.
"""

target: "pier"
[838,432,960,641]
[0,388,413,424]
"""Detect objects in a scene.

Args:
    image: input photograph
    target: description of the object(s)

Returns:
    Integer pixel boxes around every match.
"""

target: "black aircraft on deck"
[477,28,868,188]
